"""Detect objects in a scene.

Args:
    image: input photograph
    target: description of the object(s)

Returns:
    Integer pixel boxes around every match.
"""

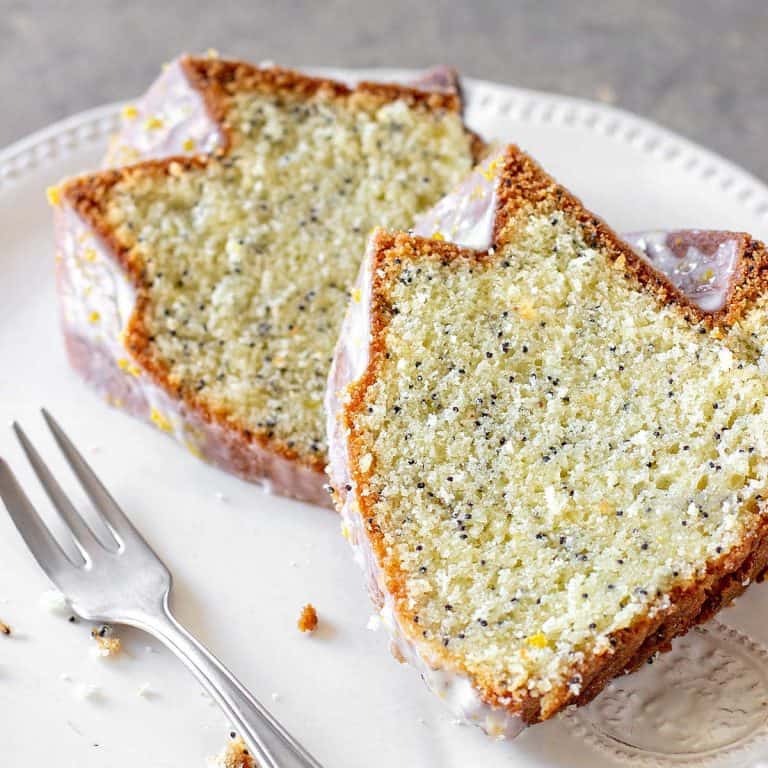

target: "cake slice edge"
[56,58,483,506]
[325,145,768,734]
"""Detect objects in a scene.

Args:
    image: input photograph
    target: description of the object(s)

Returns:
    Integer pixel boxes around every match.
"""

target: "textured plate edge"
[0,101,123,187]
[562,620,768,767]
[459,75,768,221]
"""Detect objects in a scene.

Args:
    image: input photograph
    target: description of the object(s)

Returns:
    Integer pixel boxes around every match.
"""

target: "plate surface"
[2,68,768,768]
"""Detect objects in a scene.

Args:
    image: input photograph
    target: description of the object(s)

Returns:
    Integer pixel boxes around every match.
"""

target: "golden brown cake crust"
[492,148,768,330]
[57,57,484,502]
[338,145,768,725]
[179,56,487,167]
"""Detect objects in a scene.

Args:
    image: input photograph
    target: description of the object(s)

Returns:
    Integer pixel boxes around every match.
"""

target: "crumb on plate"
[213,734,256,768]
[137,682,152,697]
[0,620,10,635]
[297,603,318,633]
[91,624,121,657]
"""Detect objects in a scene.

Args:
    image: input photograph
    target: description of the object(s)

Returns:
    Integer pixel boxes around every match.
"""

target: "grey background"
[2,0,766,181]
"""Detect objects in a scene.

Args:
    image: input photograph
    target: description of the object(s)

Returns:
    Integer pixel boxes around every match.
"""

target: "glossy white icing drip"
[58,205,216,459]
[105,58,223,167]
[325,232,524,740]
[59,206,135,363]
[624,230,740,313]
[412,151,502,249]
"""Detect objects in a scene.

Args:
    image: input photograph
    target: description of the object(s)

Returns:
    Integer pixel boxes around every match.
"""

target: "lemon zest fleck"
[481,158,499,181]
[117,358,141,377]
[46,186,61,207]
[150,408,173,433]
[526,633,548,649]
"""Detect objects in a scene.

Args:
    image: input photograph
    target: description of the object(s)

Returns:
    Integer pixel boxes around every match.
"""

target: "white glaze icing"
[624,230,740,313]
[413,150,502,249]
[105,57,223,167]
[415,151,744,314]
[57,205,206,451]
[58,205,141,389]
[409,66,459,94]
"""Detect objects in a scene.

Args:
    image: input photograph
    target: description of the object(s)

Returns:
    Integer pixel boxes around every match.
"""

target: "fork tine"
[0,457,80,581]
[41,409,148,549]
[13,422,115,556]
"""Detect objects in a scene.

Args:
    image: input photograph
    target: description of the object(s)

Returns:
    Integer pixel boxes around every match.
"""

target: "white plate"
[2,69,768,768]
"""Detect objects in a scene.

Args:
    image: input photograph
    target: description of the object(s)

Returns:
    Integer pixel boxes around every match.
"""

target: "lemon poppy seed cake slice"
[104,54,465,167]
[53,55,480,504]
[326,145,768,736]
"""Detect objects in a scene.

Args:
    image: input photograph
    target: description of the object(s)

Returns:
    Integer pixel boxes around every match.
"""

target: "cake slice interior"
[59,59,478,490]
[332,145,768,726]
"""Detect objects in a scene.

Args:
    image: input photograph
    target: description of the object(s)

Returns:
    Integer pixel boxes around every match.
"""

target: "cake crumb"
[40,589,69,616]
[366,614,381,631]
[212,735,256,768]
[0,620,10,635]
[91,624,121,657]
[297,604,318,633]
[137,682,152,698]
[74,682,100,700]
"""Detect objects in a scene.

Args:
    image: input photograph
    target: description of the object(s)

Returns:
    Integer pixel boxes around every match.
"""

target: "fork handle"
[129,599,325,768]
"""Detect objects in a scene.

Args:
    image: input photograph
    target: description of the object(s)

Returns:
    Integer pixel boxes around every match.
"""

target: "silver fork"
[0,409,324,768]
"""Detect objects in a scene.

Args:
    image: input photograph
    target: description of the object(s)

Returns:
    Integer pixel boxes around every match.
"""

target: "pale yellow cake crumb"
[214,735,256,768]
[99,89,473,461]
[91,624,121,657]
[350,209,768,701]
